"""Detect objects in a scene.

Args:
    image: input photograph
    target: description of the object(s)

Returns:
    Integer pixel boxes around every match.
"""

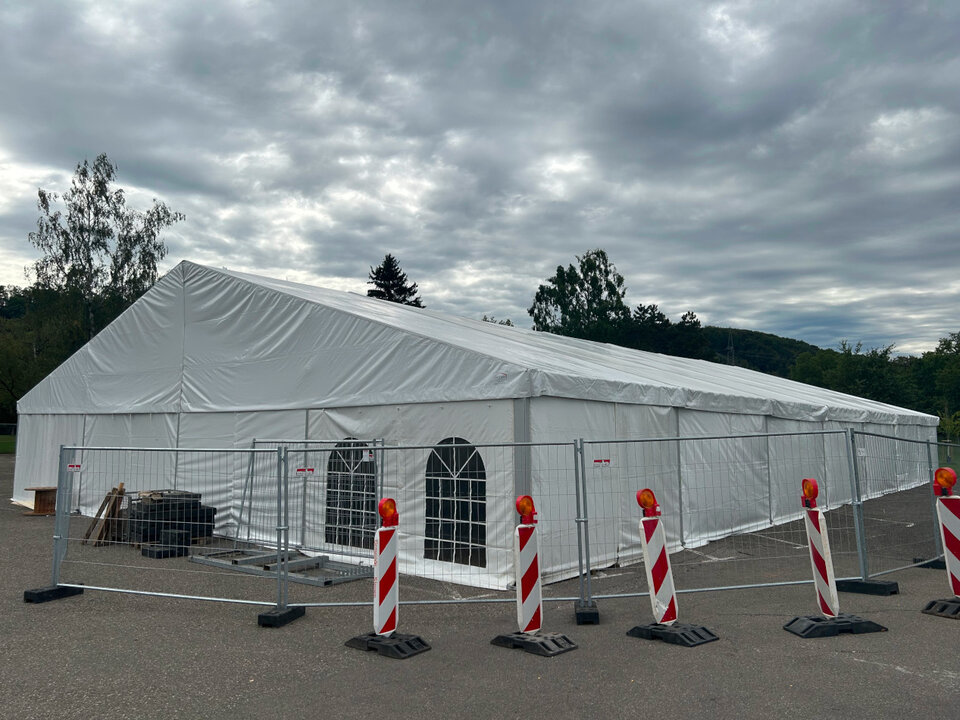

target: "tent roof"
[18,261,938,426]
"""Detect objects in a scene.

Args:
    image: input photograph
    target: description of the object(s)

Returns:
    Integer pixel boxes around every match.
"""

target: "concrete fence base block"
[491,631,577,657]
[257,605,305,627]
[574,599,600,625]
[836,579,899,595]
[23,585,84,603]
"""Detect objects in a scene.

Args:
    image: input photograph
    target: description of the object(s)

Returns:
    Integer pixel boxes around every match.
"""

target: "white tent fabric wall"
[175,410,306,535]
[677,410,769,546]
[13,260,940,589]
[609,404,680,570]
[74,413,179,516]
[530,397,615,584]
[15,413,84,506]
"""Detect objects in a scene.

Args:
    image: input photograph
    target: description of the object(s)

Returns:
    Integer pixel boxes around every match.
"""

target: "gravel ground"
[2,453,959,720]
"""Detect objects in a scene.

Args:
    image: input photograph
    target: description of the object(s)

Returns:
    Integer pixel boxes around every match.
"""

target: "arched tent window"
[325,439,377,550]
[425,437,486,568]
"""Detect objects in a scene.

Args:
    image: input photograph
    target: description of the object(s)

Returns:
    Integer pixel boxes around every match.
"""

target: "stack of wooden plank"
[82,483,127,547]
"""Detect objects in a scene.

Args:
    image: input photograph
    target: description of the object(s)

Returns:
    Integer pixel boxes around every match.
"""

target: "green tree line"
[1,154,183,422]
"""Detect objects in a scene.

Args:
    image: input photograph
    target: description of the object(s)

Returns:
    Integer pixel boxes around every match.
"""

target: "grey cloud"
[1,0,958,355]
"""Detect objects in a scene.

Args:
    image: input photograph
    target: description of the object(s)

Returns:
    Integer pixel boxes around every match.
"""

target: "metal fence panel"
[39,428,947,614]
[375,441,578,593]
[580,432,861,598]
[279,441,581,598]
[530,442,581,587]
[850,431,940,576]
[253,439,382,561]
[54,446,283,606]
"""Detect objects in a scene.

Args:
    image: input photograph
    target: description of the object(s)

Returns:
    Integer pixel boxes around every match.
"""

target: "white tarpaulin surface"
[18,261,940,425]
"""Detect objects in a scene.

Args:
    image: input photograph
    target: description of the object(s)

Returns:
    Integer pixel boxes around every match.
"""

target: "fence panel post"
[573,441,585,602]
[572,439,599,624]
[257,446,305,627]
[766,435,775,524]
[845,428,870,580]
[926,440,944,559]
[51,445,72,587]
[275,447,286,609]
[376,438,385,503]
[677,438,685,547]
[298,446,309,549]
[579,440,595,608]
[283,447,291,610]
[23,444,85,604]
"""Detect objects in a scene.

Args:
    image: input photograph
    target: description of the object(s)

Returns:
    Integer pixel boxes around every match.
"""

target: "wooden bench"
[24,486,57,516]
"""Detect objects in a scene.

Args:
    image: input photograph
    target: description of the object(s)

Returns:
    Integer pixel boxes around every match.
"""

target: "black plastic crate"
[127,489,216,544]
[160,528,192,547]
[129,498,205,522]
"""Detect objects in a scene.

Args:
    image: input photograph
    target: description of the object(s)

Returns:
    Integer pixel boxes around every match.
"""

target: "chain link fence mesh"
[53,446,282,605]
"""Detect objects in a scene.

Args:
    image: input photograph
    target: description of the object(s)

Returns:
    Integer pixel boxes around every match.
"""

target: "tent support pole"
[925,439,943,559]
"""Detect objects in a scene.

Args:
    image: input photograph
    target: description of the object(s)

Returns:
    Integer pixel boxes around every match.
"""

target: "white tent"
[14,261,938,588]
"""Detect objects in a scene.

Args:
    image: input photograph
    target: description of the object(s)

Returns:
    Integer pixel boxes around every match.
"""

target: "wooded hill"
[701,326,822,378]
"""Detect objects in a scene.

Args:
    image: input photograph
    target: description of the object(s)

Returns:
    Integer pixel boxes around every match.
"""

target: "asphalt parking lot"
[2,454,959,720]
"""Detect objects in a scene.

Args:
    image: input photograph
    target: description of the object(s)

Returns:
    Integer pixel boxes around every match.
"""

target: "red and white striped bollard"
[784,478,886,637]
[637,488,678,625]
[373,497,399,636]
[514,494,542,633]
[626,488,717,646]
[800,478,839,618]
[345,497,431,658]
[491,494,578,655]
[934,467,960,598]
[923,467,960,619]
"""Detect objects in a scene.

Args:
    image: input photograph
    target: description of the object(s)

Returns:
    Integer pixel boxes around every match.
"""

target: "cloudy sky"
[2,1,959,355]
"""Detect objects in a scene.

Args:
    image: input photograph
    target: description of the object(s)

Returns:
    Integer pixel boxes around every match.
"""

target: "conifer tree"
[367,254,424,307]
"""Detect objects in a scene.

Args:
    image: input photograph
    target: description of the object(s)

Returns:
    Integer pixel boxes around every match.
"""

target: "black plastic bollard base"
[921,598,960,619]
[836,578,899,596]
[24,585,84,603]
[783,612,887,638]
[574,599,600,625]
[257,605,305,627]
[345,631,431,659]
[491,630,577,656]
[141,544,189,559]
[914,557,947,570]
[626,622,719,647]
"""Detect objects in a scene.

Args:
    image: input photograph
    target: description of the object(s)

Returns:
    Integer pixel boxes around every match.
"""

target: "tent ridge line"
[192,263,938,427]
[190,260,536,384]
